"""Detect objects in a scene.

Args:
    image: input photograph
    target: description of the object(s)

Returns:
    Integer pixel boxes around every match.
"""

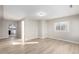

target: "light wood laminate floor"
[0,38,79,54]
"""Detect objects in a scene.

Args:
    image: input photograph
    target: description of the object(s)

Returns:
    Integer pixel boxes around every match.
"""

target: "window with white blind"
[54,22,69,32]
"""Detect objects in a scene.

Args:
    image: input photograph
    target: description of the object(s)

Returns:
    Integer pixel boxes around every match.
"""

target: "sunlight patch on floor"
[12,42,39,45]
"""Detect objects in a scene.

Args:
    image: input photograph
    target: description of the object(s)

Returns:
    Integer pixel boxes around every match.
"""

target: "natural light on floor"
[12,42,39,45]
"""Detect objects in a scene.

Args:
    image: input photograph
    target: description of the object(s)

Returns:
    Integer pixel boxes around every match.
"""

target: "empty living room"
[0,5,79,54]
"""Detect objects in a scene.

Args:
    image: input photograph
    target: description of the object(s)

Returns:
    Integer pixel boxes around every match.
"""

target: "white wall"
[41,20,48,38]
[47,15,79,42]
[0,5,3,18]
[0,5,3,39]
[37,20,42,38]
[24,19,39,41]
[17,19,48,40]
[0,19,3,39]
[17,21,21,39]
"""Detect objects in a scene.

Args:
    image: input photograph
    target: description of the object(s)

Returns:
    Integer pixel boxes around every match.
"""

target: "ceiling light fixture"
[37,11,46,16]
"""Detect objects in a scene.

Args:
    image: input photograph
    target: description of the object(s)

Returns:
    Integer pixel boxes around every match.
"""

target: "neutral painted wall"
[36,20,49,39]
[0,19,3,39]
[17,21,21,39]
[47,15,79,42]
[37,20,42,38]
[15,19,48,40]
[0,5,3,18]
[0,5,3,39]
[24,19,39,41]
[41,20,48,38]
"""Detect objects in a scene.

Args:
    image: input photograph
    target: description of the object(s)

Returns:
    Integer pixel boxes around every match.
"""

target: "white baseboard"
[18,37,79,44]
[48,37,79,44]
[24,37,40,41]
[0,37,8,40]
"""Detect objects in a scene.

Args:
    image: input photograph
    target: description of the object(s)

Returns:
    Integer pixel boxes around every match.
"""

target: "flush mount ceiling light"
[37,11,47,16]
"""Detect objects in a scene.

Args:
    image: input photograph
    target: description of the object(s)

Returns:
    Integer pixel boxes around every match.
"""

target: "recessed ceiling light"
[37,11,46,16]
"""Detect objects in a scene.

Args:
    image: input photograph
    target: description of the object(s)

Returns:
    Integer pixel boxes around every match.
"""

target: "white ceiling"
[3,5,79,20]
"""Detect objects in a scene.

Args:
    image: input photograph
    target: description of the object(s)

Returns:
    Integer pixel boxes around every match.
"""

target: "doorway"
[8,24,16,40]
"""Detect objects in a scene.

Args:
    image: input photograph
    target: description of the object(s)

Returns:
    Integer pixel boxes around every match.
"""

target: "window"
[54,22,69,32]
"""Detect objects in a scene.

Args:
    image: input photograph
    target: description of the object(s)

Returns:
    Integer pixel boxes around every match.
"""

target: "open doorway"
[8,24,16,39]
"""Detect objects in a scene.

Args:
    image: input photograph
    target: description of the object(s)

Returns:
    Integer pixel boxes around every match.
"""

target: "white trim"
[49,37,79,44]
[21,20,24,45]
